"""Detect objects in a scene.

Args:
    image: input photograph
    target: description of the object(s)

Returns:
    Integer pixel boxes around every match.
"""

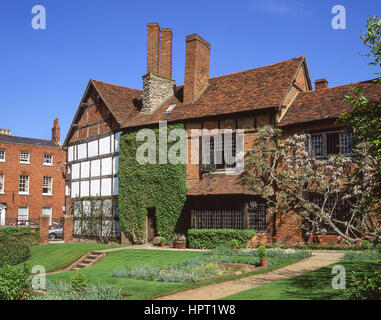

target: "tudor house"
[64,23,380,244]
[0,120,66,226]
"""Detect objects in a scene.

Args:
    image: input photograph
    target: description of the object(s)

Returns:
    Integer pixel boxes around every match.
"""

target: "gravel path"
[153,251,344,300]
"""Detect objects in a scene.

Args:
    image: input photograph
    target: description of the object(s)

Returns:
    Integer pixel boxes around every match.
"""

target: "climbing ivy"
[118,123,188,242]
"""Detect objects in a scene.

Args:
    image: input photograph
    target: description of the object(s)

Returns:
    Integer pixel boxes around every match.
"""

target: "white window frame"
[19,175,29,194]
[42,176,53,195]
[0,174,4,193]
[18,206,29,221]
[20,151,30,164]
[43,154,53,166]
[0,149,5,162]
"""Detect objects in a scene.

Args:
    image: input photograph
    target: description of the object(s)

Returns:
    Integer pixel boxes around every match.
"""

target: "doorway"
[146,208,157,243]
[0,204,6,226]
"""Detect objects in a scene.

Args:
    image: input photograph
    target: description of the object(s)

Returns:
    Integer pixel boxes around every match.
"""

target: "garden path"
[153,251,344,300]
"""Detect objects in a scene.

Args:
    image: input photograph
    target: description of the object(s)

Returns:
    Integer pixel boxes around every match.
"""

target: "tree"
[338,15,381,174]
[242,126,380,245]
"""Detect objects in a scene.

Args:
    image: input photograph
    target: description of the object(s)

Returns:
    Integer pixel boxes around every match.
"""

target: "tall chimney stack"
[147,23,160,74]
[160,28,173,79]
[52,118,60,144]
[183,34,211,104]
[142,23,176,113]
[315,78,328,90]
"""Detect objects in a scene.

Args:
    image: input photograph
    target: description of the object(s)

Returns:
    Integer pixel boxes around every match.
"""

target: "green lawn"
[45,249,298,300]
[222,260,381,300]
[17,243,126,272]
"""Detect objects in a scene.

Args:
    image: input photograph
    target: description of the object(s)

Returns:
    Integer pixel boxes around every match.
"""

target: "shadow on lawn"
[281,261,381,300]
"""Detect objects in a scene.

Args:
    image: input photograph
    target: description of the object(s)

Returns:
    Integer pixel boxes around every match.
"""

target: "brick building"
[0,119,66,226]
[64,23,380,244]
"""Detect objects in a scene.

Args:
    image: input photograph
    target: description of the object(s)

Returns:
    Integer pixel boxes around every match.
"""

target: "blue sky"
[0,0,380,142]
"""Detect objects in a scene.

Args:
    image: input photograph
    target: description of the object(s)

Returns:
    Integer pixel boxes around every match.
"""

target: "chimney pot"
[315,78,328,90]
[183,33,211,104]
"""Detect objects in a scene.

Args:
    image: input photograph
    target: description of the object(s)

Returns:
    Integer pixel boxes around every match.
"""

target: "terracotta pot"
[173,241,186,249]
[160,242,166,247]
[260,258,268,267]
[232,246,238,250]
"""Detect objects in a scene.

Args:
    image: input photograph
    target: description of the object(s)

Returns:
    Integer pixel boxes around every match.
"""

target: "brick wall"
[0,142,66,224]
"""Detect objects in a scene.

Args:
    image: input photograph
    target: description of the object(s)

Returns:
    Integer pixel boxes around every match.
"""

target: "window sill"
[42,194,53,197]
[20,162,30,165]
[0,192,4,194]
[0,160,5,163]
[18,192,29,195]
[43,163,53,166]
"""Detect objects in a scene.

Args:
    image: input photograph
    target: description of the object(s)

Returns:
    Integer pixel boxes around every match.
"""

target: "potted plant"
[172,234,186,249]
[231,239,239,250]
[160,237,166,248]
[257,244,268,267]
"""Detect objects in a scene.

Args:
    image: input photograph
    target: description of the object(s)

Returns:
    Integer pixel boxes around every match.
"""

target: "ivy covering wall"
[118,123,188,242]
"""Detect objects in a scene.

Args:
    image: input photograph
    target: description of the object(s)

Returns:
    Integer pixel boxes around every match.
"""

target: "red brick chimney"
[315,78,328,90]
[147,23,160,74]
[183,34,211,104]
[52,118,60,144]
[160,28,173,79]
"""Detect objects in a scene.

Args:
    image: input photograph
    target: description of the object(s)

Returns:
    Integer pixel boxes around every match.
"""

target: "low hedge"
[264,244,368,251]
[188,229,255,249]
[0,227,38,267]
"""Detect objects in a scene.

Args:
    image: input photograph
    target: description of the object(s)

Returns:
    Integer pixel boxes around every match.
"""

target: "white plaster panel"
[72,163,80,179]
[91,159,100,177]
[115,132,121,152]
[101,157,112,176]
[77,143,87,159]
[88,140,98,158]
[71,182,79,198]
[80,180,89,197]
[68,146,74,162]
[99,137,110,155]
[101,178,112,196]
[113,177,118,195]
[81,161,90,178]
[90,179,100,197]
[113,156,119,174]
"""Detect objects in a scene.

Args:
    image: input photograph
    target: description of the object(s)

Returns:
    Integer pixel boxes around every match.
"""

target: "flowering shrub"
[347,270,381,300]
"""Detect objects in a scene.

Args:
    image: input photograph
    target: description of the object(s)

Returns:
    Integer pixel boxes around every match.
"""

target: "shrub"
[231,239,239,248]
[188,229,255,249]
[376,244,381,254]
[70,272,88,292]
[347,270,381,300]
[0,264,31,300]
[361,240,371,250]
[343,250,381,260]
[257,244,267,259]
[160,237,166,244]
[32,281,122,300]
[0,227,34,267]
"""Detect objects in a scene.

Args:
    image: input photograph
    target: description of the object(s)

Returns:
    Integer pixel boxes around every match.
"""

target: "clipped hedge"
[0,227,37,267]
[188,229,255,249]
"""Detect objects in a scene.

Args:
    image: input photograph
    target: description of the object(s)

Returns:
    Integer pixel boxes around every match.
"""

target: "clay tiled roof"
[279,79,381,127]
[91,79,142,125]
[88,57,304,129]
[187,173,257,196]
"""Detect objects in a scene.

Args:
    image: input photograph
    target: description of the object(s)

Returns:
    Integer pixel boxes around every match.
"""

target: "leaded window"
[248,199,267,232]
[193,209,244,230]
[20,152,30,163]
[309,131,353,157]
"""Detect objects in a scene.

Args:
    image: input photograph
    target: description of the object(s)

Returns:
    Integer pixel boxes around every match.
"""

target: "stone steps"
[69,251,106,271]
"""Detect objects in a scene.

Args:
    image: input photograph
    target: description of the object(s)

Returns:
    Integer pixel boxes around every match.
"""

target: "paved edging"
[153,252,344,300]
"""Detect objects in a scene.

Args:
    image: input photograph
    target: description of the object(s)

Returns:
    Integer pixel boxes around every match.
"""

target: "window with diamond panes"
[248,200,267,232]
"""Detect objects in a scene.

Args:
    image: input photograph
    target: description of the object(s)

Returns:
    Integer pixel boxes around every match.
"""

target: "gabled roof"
[0,134,59,148]
[121,56,306,128]
[279,79,381,127]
